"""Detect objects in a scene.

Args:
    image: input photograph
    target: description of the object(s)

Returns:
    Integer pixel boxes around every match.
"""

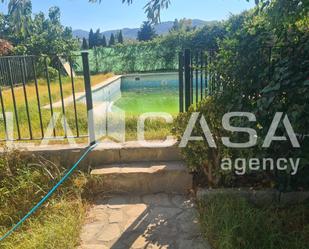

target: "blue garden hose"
[0,143,97,242]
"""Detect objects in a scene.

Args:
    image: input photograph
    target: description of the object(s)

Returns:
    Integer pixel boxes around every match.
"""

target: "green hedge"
[75,44,178,74]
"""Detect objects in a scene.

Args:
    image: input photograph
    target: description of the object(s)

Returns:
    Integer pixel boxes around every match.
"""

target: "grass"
[124,115,174,141]
[0,149,91,249]
[0,115,173,146]
[1,74,113,107]
[0,200,85,249]
[198,194,309,249]
[0,73,113,140]
[0,73,174,143]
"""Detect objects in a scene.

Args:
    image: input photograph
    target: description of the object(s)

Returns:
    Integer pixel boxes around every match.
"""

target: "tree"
[48,6,60,24]
[109,33,115,46]
[137,21,157,41]
[88,0,171,23]
[7,0,32,35]
[1,5,79,55]
[101,35,107,47]
[88,28,94,48]
[82,37,88,50]
[170,19,179,31]
[93,28,102,47]
[1,0,169,26]
[2,0,263,25]
[117,30,124,44]
[2,0,169,25]
[170,18,193,32]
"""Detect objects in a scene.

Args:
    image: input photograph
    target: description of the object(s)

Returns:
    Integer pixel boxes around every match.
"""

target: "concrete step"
[20,140,182,170]
[87,141,182,167]
[90,161,192,194]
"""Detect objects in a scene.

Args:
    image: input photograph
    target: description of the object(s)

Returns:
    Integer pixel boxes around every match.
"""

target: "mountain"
[73,29,90,40]
[73,19,212,40]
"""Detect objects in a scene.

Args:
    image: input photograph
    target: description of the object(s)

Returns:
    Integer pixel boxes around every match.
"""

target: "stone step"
[90,161,192,194]
[87,141,182,167]
[19,140,182,170]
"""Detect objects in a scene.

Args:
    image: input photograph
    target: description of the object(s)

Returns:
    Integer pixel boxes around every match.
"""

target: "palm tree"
[1,0,32,35]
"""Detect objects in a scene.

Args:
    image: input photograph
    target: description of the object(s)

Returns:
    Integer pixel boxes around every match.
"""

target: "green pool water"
[114,73,179,115]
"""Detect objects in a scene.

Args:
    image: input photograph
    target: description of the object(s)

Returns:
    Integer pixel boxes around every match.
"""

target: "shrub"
[174,97,227,187]
[173,96,258,187]
[173,1,309,190]
[173,93,308,189]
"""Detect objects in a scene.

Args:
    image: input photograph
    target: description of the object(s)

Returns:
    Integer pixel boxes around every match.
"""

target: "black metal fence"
[178,46,289,112]
[0,56,35,87]
[179,49,219,112]
[0,52,95,144]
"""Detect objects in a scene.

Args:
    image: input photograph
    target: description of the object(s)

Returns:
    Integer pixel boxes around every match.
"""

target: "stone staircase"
[88,141,192,194]
[77,142,209,249]
[21,140,192,194]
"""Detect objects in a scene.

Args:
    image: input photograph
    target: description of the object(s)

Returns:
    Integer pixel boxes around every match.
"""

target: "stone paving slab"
[79,194,211,249]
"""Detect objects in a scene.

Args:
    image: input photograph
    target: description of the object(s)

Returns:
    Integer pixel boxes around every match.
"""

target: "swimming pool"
[84,72,180,115]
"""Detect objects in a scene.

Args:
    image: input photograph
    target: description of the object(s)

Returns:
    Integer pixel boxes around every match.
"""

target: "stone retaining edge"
[196,187,309,206]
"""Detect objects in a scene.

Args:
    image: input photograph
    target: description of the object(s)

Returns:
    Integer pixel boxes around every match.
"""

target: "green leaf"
[261,83,281,93]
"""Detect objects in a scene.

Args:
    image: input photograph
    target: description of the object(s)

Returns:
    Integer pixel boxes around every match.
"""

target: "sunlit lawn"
[0,73,112,140]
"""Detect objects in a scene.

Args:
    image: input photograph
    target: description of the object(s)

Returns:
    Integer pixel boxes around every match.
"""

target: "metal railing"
[179,49,218,112]
[0,52,95,144]
[178,46,290,112]
[0,56,35,87]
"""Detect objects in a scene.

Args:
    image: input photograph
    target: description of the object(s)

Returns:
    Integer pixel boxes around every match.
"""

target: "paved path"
[79,193,210,249]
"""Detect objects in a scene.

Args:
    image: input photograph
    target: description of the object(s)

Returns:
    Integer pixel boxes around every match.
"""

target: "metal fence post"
[205,52,208,96]
[200,50,204,100]
[268,46,272,82]
[178,52,184,112]
[184,49,191,111]
[189,50,193,107]
[195,51,199,104]
[82,52,96,145]
[7,58,21,140]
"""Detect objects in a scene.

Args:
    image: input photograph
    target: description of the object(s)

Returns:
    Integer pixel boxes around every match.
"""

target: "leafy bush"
[213,4,309,190]
[174,97,228,187]
[33,56,59,80]
[173,1,309,190]
[173,96,262,188]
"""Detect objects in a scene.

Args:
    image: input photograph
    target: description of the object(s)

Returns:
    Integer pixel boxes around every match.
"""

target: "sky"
[0,0,255,31]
